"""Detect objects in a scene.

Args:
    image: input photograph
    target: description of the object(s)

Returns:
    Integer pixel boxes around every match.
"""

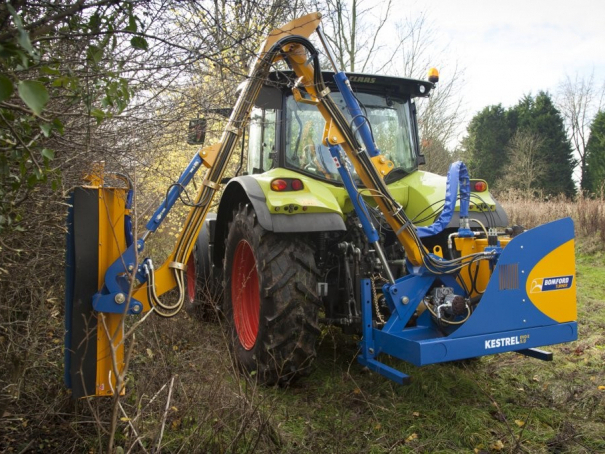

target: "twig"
[118,401,149,454]
[17,439,34,454]
[105,373,150,454]
[131,381,169,424]
[155,375,176,454]
[514,407,534,452]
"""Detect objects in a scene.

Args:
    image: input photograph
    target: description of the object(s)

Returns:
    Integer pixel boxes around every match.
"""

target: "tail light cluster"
[270,178,304,191]
[470,179,488,192]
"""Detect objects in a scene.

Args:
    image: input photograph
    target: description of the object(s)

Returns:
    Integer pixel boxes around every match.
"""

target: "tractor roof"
[266,71,434,99]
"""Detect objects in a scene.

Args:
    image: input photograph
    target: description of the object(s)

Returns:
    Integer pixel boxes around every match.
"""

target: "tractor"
[190,70,509,384]
[65,13,577,397]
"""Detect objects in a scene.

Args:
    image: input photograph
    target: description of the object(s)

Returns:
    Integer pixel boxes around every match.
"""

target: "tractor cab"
[247,72,433,185]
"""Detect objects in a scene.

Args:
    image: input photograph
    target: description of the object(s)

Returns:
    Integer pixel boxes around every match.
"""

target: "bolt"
[401,296,409,305]
[115,293,126,304]
[131,305,142,314]
[332,136,338,143]
[379,157,386,164]
[368,348,374,354]
[128,264,134,271]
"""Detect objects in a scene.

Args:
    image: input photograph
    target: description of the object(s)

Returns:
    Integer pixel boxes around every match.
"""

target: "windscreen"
[284,92,417,183]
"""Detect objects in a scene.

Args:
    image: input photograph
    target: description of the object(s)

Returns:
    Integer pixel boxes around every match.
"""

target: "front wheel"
[224,204,321,385]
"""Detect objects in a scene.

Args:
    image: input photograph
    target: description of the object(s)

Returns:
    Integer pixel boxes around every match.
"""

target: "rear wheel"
[186,252,196,305]
[188,214,222,320]
[224,204,321,385]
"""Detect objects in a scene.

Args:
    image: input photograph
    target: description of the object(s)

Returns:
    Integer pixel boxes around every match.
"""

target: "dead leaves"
[405,432,418,443]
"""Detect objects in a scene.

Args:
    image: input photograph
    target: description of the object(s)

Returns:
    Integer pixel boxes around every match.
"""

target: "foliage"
[0,0,149,233]
[511,92,576,197]
[584,110,605,195]
[419,136,452,175]
[462,104,512,186]
[463,92,576,196]
[0,2,297,452]
[2,241,604,452]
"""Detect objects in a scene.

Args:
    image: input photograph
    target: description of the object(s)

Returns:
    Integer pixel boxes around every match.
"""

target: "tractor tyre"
[188,214,222,321]
[224,203,321,385]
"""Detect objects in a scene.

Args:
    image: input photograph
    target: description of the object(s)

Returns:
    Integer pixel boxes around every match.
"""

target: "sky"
[394,0,605,145]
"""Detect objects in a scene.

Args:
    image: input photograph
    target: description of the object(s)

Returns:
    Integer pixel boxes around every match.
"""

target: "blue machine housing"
[358,218,578,384]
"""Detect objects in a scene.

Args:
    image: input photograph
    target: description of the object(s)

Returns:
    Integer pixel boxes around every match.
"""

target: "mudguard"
[222,175,346,232]
[212,175,346,269]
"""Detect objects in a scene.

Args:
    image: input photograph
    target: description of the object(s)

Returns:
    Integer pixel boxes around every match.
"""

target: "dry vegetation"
[498,191,605,249]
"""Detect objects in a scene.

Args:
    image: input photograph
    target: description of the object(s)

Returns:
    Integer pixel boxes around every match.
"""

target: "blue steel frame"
[92,153,205,315]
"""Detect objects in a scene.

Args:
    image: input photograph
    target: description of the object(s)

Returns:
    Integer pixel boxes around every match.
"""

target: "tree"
[0,0,212,233]
[512,92,576,197]
[584,110,605,194]
[557,73,604,190]
[394,13,465,154]
[315,0,400,73]
[500,130,546,194]
[461,104,512,186]
[420,137,453,175]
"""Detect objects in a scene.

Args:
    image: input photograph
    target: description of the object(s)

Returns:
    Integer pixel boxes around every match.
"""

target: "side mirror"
[187,118,207,145]
[417,154,426,166]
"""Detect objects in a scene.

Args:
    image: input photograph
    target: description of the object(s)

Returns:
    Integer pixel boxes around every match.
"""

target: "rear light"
[270,178,304,191]
[471,180,487,192]
[271,179,288,191]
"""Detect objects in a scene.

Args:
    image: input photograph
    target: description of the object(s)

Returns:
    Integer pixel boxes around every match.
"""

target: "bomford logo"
[349,76,376,84]
[530,275,573,293]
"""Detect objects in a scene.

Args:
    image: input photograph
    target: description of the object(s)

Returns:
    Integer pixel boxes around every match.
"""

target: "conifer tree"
[511,92,576,197]
[461,104,512,187]
[584,110,605,194]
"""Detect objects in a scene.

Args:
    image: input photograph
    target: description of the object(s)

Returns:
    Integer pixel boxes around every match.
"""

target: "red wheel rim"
[231,240,260,350]
[186,253,196,304]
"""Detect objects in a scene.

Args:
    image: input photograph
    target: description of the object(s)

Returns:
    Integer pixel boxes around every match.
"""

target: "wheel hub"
[231,240,260,350]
